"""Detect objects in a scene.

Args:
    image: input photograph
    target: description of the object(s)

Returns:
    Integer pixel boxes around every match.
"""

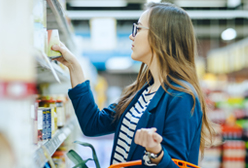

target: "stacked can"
[56,99,65,128]
[37,107,52,141]
[222,125,246,168]
[40,98,58,138]
[32,99,41,144]
[222,141,246,168]
[243,123,248,168]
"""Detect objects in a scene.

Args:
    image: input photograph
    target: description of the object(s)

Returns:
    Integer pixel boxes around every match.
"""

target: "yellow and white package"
[47,29,62,59]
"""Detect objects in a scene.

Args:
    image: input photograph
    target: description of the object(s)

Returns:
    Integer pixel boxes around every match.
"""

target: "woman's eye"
[137,27,141,31]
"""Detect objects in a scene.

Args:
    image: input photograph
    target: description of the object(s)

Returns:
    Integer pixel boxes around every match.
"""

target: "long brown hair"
[114,2,214,157]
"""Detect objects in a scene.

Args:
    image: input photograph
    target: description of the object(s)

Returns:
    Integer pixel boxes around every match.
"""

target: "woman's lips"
[132,45,134,49]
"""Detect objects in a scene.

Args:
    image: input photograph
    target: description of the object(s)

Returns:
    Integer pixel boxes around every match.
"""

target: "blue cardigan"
[68,79,202,168]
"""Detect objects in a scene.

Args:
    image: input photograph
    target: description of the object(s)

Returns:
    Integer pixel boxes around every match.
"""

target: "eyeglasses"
[132,23,149,37]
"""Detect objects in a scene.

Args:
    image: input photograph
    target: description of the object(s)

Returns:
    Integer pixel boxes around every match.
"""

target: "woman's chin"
[131,54,138,61]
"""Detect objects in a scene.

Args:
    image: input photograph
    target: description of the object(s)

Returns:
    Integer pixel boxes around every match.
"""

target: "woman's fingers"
[140,129,147,147]
[134,128,161,149]
[52,41,70,54]
[152,132,163,143]
[146,128,157,148]
[52,45,61,52]
[135,129,146,147]
[134,129,141,144]
[55,57,64,62]
[52,44,64,53]
[151,127,157,132]
[50,41,77,68]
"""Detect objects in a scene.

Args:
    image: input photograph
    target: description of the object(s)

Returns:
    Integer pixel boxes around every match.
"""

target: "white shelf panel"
[46,0,75,50]
[33,118,75,168]
[34,49,70,83]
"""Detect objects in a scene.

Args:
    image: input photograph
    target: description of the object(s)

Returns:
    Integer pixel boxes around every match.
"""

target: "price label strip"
[41,145,56,168]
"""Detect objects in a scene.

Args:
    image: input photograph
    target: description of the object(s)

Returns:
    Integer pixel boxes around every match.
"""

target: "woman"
[52,2,214,167]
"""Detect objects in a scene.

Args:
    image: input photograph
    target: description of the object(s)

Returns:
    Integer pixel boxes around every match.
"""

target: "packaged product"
[46,108,52,140]
[47,29,62,59]
[37,107,43,141]
[37,107,52,141]
[40,98,58,137]
[52,150,66,168]
[56,100,65,128]
[32,100,41,144]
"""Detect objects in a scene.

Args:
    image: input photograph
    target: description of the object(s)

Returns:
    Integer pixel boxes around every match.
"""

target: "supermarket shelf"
[67,10,248,20]
[34,49,70,83]
[46,0,75,51]
[227,67,248,79]
[34,118,75,168]
[207,37,248,75]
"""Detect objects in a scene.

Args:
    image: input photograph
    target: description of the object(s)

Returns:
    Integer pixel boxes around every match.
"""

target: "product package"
[40,98,58,137]
[45,108,52,140]
[47,29,62,59]
[37,107,52,141]
[32,100,41,144]
[56,100,65,128]
[37,107,46,141]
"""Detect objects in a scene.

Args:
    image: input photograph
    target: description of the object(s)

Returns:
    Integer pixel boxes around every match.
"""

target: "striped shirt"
[112,86,156,164]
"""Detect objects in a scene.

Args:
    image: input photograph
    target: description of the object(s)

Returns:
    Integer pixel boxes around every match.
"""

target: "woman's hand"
[52,42,77,69]
[52,42,85,88]
[134,127,163,153]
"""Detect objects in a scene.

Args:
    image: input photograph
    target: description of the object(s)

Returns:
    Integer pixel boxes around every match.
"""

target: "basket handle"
[172,159,201,168]
[108,159,200,168]
[108,160,142,168]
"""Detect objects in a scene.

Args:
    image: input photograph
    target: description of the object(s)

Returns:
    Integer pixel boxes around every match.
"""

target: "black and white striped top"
[112,86,156,164]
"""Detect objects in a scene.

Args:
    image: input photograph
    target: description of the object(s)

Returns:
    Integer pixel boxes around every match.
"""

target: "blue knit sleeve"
[157,92,202,168]
[68,80,118,136]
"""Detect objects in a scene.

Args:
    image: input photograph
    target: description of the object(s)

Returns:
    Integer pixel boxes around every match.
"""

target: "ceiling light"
[69,0,127,7]
[227,0,241,8]
[147,0,162,3]
[175,0,226,7]
[221,28,237,41]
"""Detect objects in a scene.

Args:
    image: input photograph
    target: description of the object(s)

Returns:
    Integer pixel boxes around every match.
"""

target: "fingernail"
[52,45,58,49]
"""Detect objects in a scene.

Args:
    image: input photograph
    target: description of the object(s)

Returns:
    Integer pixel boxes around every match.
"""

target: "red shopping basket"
[108,159,200,168]
[68,141,201,168]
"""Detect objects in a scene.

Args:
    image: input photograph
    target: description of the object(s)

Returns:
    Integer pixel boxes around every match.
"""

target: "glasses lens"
[132,23,136,37]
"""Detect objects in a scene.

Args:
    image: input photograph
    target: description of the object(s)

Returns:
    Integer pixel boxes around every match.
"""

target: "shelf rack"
[34,118,75,168]
[34,0,75,84]
[34,49,70,83]
[46,0,75,51]
[207,37,248,76]
[32,1,78,167]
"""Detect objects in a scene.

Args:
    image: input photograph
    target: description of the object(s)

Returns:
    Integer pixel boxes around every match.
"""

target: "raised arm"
[68,80,118,136]
[52,42,85,88]
[52,43,118,136]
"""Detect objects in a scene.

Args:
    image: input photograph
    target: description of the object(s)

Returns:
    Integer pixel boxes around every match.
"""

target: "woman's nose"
[129,34,134,41]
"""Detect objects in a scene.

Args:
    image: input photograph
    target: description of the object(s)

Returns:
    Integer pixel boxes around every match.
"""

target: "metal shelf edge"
[46,0,75,47]
[33,118,76,168]
[34,49,70,83]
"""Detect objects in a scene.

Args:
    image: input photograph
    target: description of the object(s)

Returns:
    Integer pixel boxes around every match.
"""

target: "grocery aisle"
[200,42,248,168]
[1,0,248,168]
[0,0,96,167]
